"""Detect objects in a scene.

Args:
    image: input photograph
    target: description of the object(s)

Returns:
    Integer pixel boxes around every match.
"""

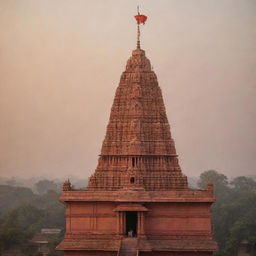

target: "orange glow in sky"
[0,0,255,179]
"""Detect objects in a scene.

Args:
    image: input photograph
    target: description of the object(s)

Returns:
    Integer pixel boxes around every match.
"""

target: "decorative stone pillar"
[137,212,141,235]
[141,212,145,236]
[137,212,145,237]
[123,212,126,236]
[117,212,120,235]
[117,212,125,236]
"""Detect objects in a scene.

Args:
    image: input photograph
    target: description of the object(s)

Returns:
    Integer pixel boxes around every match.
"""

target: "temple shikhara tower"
[57,8,217,256]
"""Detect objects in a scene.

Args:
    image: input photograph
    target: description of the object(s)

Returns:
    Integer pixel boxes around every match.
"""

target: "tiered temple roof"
[88,48,188,191]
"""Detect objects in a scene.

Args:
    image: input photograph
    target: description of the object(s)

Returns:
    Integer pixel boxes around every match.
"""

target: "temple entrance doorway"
[125,211,137,237]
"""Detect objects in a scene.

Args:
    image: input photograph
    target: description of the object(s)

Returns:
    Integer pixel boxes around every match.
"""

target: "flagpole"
[134,6,147,49]
[137,24,140,49]
[137,5,140,49]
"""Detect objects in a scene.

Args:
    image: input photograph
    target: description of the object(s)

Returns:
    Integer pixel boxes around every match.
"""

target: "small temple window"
[130,177,135,184]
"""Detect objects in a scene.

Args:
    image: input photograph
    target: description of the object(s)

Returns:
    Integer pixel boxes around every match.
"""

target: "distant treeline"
[198,170,256,256]
[0,176,88,192]
[0,171,256,256]
[0,186,65,256]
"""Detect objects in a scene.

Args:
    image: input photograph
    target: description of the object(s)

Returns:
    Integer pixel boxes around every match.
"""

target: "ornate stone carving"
[62,180,72,191]
[88,49,188,191]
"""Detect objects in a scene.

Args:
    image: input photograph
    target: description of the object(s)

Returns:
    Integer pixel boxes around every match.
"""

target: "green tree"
[34,179,58,194]
[230,176,256,193]
[0,185,36,215]
[200,171,256,256]
[0,205,44,250]
[0,183,65,255]
[197,170,229,199]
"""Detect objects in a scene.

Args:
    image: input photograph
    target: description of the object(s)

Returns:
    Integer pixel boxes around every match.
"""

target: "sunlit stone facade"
[57,45,217,256]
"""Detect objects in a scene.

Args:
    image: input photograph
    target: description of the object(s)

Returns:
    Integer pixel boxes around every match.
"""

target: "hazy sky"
[0,0,255,180]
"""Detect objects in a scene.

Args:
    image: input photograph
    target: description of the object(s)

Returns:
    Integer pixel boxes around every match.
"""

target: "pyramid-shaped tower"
[88,47,188,191]
[57,10,217,256]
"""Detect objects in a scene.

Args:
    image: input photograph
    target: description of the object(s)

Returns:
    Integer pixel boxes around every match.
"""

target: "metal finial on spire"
[137,22,141,49]
[134,6,147,49]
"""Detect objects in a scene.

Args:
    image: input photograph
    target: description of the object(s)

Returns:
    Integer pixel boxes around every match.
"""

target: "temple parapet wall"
[59,189,215,203]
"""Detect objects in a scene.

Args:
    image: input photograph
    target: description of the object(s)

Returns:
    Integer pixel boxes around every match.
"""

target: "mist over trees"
[0,184,65,255]
[0,176,88,193]
[198,170,256,256]
[0,172,255,256]
[34,180,59,195]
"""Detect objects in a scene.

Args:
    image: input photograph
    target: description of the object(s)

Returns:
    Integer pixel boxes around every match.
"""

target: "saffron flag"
[134,14,147,25]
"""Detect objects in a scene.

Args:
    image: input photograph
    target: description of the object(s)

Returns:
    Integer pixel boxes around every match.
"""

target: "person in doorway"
[128,229,134,237]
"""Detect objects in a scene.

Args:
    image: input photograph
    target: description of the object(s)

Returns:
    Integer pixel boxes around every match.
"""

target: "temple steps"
[119,238,138,256]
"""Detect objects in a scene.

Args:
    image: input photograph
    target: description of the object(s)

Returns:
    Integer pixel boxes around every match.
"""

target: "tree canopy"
[0,184,65,255]
[197,170,256,256]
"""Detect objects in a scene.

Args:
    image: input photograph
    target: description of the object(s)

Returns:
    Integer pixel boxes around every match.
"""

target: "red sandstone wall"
[145,202,212,236]
[66,202,117,234]
[65,201,212,237]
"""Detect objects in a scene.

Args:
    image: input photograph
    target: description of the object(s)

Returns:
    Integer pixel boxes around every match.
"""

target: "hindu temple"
[57,9,217,256]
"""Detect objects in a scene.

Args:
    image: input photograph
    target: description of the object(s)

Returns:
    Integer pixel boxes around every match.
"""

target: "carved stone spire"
[88,47,188,191]
[87,8,187,191]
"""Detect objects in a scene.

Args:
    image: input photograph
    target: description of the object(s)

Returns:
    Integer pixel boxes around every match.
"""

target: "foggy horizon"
[0,0,255,180]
